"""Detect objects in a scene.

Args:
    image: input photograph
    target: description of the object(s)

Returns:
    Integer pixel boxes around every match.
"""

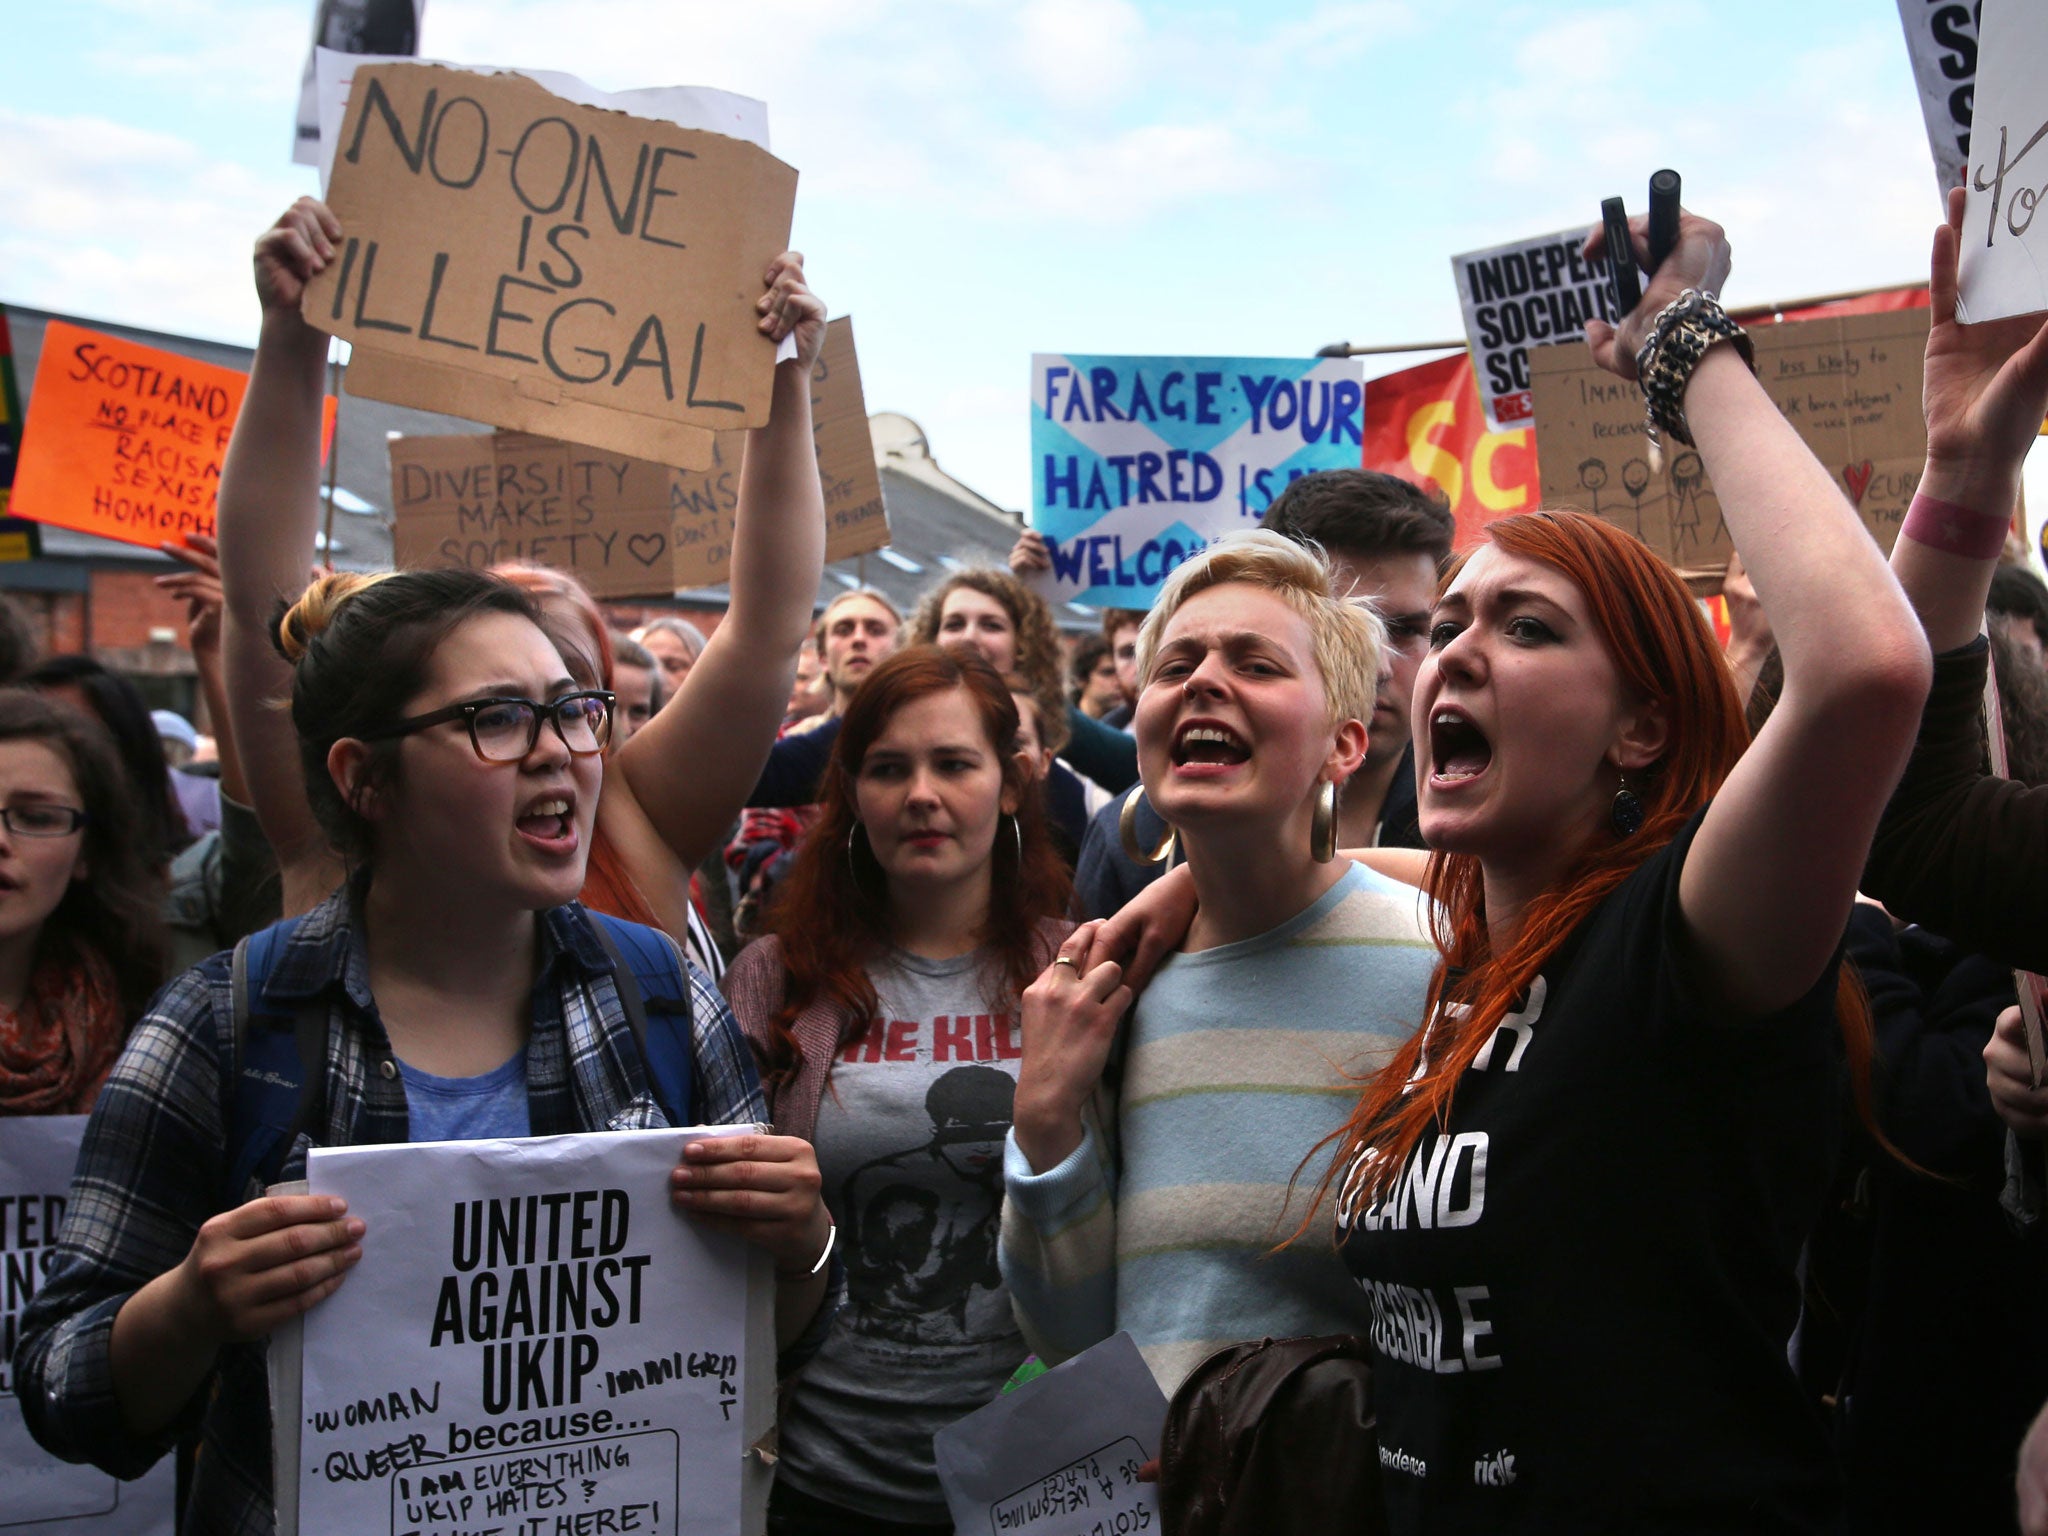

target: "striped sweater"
[998,862,1438,1391]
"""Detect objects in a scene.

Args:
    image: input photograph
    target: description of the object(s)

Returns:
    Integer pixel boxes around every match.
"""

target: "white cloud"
[1258,0,1417,62]
[1012,0,1146,109]
[0,108,304,341]
[93,30,311,107]
[985,121,1277,222]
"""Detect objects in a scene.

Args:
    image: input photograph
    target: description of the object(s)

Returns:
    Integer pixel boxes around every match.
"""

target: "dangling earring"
[1119,789,1177,866]
[1610,771,1644,838]
[1311,779,1340,863]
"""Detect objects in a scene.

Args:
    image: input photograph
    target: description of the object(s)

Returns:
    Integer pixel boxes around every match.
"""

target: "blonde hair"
[1135,530,1384,729]
[276,572,395,663]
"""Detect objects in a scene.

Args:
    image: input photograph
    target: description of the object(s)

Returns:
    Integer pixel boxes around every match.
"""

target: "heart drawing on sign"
[626,534,667,566]
[1842,460,1874,509]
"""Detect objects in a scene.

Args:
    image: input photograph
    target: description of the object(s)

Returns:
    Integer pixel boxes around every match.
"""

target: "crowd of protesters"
[7,176,2048,1536]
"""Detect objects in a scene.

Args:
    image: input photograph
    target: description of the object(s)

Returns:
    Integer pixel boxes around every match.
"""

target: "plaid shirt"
[13,885,768,1536]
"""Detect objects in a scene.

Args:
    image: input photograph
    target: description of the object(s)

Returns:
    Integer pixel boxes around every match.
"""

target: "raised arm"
[1585,210,1931,1017]
[155,534,249,806]
[1860,187,2048,966]
[617,255,827,865]
[1895,187,2048,651]
[216,199,346,916]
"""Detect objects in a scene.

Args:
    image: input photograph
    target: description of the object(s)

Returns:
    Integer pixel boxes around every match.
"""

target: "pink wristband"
[1900,492,2010,560]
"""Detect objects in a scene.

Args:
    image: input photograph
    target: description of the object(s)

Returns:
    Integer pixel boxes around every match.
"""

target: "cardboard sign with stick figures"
[1529,306,1929,588]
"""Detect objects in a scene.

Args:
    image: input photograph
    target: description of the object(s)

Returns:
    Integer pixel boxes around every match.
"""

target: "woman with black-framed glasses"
[14,569,834,1535]
[0,688,165,1118]
[363,689,618,762]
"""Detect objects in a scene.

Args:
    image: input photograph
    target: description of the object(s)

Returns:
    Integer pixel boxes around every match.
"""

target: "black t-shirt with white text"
[1339,812,1844,1533]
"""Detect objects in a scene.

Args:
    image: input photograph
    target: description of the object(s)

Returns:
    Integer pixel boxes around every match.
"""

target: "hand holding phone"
[1601,197,1641,314]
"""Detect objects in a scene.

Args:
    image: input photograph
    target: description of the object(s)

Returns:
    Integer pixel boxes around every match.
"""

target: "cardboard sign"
[1361,350,1538,550]
[933,1332,1167,1536]
[1030,354,1364,607]
[10,321,335,551]
[1896,0,1979,196]
[313,50,769,195]
[1957,0,2048,321]
[306,62,797,471]
[391,315,885,595]
[296,1128,772,1536]
[390,432,678,598]
[1,1116,178,1535]
[668,314,889,584]
[1451,226,1617,432]
[1529,305,1932,585]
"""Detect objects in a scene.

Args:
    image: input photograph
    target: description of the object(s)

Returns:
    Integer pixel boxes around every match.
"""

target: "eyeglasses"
[366,692,615,763]
[0,804,87,838]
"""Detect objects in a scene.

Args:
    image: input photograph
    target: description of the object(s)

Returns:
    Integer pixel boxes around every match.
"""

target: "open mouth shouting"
[515,791,579,853]
[1172,718,1252,778]
[1428,707,1493,790]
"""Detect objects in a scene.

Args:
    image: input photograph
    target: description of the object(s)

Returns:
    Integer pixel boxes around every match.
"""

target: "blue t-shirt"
[398,1049,531,1141]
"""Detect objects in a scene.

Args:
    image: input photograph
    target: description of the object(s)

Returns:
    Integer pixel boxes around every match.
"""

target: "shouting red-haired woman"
[720,645,1071,1535]
[1310,211,1932,1530]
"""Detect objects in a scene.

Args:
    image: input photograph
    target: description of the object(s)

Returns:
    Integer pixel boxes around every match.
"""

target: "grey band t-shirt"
[776,947,1029,1522]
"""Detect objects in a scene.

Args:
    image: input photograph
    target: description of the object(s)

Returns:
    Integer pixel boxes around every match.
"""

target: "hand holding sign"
[256,197,344,324]
[1582,207,1733,380]
[1923,186,2048,505]
[169,1193,365,1346]
[670,1132,829,1274]
[757,252,825,374]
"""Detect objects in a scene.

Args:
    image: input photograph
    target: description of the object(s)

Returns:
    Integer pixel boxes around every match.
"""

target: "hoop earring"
[846,822,870,882]
[1118,789,1176,866]
[1311,779,1339,863]
[1008,811,1023,866]
[1610,772,1644,839]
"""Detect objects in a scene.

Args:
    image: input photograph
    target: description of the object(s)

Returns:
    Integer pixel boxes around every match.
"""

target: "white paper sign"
[1896,0,1979,196]
[293,0,427,166]
[1451,225,1614,433]
[1,1116,177,1536]
[298,1128,769,1536]
[1957,0,2048,323]
[933,1332,1167,1536]
[311,49,771,191]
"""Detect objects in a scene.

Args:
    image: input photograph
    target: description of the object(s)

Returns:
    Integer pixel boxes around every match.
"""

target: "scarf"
[0,944,125,1116]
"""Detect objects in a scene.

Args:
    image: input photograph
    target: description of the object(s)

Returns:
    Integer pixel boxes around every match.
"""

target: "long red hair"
[759,645,1072,1085]
[1315,510,1879,1217]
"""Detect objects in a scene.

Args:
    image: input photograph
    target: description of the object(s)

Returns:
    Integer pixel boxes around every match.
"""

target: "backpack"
[220,908,699,1203]
[1157,1334,1386,1536]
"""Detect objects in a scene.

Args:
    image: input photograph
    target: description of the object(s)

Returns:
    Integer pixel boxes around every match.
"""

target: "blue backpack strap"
[222,917,326,1202]
[588,911,695,1128]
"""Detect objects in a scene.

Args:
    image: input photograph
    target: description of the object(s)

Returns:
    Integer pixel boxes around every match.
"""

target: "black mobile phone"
[1647,169,1681,276]
[1601,196,1641,313]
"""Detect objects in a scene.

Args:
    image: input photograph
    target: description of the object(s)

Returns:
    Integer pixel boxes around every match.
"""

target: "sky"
[0,0,1952,515]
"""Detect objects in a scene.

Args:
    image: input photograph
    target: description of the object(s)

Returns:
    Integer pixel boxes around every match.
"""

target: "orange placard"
[11,321,335,550]
[1361,351,1538,550]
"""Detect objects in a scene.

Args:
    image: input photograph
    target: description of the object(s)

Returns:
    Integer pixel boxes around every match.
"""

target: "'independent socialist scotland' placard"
[1030,355,1364,608]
